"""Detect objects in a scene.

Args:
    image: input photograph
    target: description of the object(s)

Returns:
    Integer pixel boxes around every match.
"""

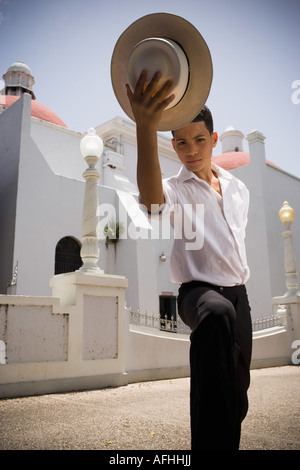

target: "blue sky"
[1,0,300,177]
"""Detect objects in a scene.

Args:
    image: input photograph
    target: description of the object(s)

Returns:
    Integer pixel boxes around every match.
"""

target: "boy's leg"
[233,288,252,436]
[178,283,252,450]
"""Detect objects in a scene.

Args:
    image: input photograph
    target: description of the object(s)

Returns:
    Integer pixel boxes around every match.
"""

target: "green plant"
[104,219,123,247]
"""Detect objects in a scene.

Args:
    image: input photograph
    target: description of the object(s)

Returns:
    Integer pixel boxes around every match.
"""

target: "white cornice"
[246,130,266,143]
[95,116,177,161]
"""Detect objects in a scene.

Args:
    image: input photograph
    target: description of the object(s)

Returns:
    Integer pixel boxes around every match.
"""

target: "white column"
[246,130,273,317]
[79,128,104,274]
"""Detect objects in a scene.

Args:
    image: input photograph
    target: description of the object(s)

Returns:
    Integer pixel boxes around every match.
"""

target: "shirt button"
[220,287,224,292]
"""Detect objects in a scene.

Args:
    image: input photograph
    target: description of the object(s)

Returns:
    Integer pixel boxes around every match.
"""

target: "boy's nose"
[187,144,198,155]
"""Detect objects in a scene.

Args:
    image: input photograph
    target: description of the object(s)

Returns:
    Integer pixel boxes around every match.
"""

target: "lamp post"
[279,201,298,296]
[79,128,104,274]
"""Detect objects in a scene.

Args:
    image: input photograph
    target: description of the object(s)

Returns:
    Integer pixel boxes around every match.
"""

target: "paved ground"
[0,366,299,452]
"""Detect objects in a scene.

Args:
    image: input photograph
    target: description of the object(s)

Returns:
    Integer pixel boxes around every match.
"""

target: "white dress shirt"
[162,164,250,286]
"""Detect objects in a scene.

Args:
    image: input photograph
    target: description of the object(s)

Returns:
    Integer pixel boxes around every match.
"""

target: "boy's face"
[172,121,218,176]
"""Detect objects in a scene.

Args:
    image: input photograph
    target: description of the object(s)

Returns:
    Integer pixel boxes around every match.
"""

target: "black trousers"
[177,281,252,450]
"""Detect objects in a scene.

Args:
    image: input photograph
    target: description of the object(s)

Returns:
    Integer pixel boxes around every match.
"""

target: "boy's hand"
[126,70,175,129]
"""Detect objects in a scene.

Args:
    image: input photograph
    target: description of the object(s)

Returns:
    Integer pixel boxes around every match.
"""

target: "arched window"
[54,237,82,275]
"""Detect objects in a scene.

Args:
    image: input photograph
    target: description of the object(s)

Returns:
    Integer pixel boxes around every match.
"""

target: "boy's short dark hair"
[171,105,214,136]
[191,105,214,134]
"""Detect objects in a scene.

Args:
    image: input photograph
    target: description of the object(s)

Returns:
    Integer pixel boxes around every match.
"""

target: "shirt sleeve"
[138,177,177,217]
[163,178,176,206]
[240,181,250,232]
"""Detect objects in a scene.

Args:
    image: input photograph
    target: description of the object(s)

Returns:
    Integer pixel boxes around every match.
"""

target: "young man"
[126,71,252,450]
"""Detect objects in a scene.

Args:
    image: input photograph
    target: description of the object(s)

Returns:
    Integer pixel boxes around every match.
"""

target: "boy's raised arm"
[126,71,174,212]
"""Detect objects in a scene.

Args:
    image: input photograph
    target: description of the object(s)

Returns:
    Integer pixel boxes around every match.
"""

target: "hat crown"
[127,37,189,110]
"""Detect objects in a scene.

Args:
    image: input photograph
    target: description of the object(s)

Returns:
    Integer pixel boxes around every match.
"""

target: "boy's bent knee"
[195,291,236,332]
[179,287,236,332]
[204,294,235,320]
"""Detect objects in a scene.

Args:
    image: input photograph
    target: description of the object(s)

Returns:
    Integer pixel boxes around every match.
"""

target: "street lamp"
[279,201,298,296]
[279,200,295,230]
[79,128,104,274]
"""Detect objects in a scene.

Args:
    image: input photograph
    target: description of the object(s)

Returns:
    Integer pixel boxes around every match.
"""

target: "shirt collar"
[177,163,234,184]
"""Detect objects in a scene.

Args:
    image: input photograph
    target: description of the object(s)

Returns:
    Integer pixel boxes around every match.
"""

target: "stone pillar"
[245,130,273,317]
[79,128,103,273]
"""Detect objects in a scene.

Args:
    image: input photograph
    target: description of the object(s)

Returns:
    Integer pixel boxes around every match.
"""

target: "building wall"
[13,97,85,295]
[0,95,85,296]
[0,97,23,293]
[232,158,300,313]
[30,118,85,181]
[264,164,300,297]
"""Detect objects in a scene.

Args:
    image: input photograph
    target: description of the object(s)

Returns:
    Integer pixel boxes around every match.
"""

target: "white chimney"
[219,125,244,153]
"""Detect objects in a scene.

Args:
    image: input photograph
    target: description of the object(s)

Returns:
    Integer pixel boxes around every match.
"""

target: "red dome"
[212,151,278,171]
[0,95,67,128]
[212,151,250,170]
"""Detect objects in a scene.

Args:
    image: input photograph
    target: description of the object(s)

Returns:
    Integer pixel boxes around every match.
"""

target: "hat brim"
[111,12,213,132]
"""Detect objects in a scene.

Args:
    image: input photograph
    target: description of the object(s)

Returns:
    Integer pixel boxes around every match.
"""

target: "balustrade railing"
[251,314,282,332]
[129,307,286,335]
[129,309,191,335]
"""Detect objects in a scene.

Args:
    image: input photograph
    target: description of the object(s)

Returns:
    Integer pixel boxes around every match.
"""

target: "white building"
[0,61,299,324]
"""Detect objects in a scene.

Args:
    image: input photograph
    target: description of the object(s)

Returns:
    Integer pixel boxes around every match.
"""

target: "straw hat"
[111,12,213,131]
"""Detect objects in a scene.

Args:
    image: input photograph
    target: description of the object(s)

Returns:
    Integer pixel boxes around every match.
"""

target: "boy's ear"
[212,131,218,148]
[171,138,176,151]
